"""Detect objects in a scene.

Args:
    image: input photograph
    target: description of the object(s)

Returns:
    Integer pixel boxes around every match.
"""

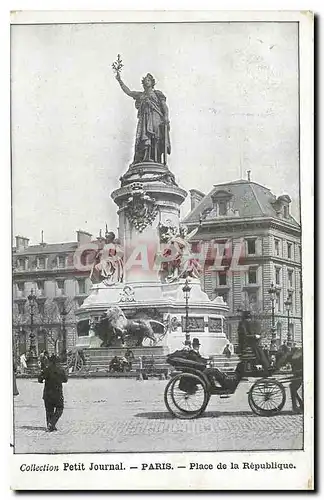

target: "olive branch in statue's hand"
[112,54,124,78]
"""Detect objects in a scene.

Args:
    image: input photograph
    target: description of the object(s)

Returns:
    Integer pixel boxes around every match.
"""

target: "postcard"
[10,9,314,490]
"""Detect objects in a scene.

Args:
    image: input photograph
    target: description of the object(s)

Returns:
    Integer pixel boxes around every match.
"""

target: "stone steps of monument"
[82,347,169,374]
[84,347,169,358]
[80,349,239,374]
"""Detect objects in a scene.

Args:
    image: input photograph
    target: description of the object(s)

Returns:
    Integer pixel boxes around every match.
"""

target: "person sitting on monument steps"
[116,71,171,164]
[237,310,270,370]
[124,348,135,371]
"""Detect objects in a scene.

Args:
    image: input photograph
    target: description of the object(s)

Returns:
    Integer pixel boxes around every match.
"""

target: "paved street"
[13,378,303,454]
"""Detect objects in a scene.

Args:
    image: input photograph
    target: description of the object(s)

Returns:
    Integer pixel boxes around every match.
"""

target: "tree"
[12,297,77,358]
[41,298,76,355]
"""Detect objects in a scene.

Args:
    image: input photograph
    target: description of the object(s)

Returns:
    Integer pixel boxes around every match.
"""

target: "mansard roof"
[13,242,78,255]
[183,179,299,227]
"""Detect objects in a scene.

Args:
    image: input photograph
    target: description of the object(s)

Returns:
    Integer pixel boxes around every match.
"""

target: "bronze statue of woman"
[115,71,171,164]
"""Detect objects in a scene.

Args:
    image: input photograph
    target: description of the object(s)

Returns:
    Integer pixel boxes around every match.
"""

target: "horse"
[94,306,165,347]
[276,347,303,413]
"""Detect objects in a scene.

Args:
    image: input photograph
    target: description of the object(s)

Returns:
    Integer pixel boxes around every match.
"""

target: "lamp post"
[182,278,191,346]
[58,298,68,361]
[284,292,293,349]
[27,289,39,372]
[268,282,278,354]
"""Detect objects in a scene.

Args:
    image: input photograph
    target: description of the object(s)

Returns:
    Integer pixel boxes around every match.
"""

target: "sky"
[11,21,299,245]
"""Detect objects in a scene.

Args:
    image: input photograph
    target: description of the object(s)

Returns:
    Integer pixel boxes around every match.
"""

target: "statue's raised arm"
[112,55,171,165]
[115,72,141,99]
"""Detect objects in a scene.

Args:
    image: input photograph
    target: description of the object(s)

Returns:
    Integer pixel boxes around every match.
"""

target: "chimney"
[247,170,251,182]
[15,236,29,251]
[40,230,46,247]
[189,189,205,211]
[77,230,92,245]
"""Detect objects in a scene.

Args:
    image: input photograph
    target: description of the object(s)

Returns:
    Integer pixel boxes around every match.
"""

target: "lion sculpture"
[94,306,165,347]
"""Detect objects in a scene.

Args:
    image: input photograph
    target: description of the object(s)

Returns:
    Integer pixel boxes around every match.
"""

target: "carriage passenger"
[190,339,234,390]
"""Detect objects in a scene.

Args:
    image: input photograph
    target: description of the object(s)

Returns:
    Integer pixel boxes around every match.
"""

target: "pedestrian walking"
[38,354,68,432]
[20,352,27,374]
[39,350,49,370]
[223,342,234,359]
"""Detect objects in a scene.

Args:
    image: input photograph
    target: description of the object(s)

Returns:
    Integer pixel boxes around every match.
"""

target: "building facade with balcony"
[183,179,302,348]
[12,230,97,357]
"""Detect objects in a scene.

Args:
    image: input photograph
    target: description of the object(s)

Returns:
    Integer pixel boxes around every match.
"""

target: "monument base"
[76,279,229,356]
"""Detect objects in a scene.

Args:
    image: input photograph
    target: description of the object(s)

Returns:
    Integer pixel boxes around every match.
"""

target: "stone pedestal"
[76,278,229,355]
[111,162,187,283]
[75,161,230,356]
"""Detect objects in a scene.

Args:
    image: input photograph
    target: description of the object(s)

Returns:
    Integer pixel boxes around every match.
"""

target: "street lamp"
[284,292,293,349]
[268,282,278,354]
[27,289,38,372]
[57,298,68,361]
[182,278,191,346]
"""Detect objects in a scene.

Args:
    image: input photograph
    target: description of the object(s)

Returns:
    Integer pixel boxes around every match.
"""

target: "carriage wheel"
[75,356,84,372]
[164,372,209,419]
[248,378,286,416]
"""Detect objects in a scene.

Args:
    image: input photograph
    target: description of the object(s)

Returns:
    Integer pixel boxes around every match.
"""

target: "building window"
[289,323,295,342]
[277,322,282,344]
[78,279,86,294]
[247,239,256,255]
[57,255,65,269]
[288,270,293,290]
[36,281,44,291]
[247,291,258,309]
[17,282,25,292]
[218,200,227,216]
[218,272,227,286]
[283,206,289,218]
[275,267,281,286]
[16,258,27,271]
[57,280,65,293]
[215,241,226,258]
[274,239,280,256]
[38,302,45,315]
[37,257,46,270]
[248,268,257,284]
[18,302,25,315]
[287,242,292,259]
[276,292,281,312]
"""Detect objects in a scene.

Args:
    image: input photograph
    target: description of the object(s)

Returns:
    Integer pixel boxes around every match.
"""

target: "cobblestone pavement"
[13,378,303,454]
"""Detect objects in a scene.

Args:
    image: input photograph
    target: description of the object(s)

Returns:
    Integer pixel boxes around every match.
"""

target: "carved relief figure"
[90,231,124,286]
[160,226,202,282]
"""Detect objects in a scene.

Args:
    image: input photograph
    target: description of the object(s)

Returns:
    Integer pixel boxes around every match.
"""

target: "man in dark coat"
[38,354,68,432]
[237,311,270,370]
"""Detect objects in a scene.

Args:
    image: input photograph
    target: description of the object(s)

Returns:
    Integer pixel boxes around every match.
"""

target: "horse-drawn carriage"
[164,345,302,419]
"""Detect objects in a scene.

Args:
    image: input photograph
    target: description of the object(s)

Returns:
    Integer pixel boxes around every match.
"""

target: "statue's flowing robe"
[90,243,123,285]
[133,89,171,156]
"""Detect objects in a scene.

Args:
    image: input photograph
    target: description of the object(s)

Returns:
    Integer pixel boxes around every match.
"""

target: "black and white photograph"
[9,9,313,491]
